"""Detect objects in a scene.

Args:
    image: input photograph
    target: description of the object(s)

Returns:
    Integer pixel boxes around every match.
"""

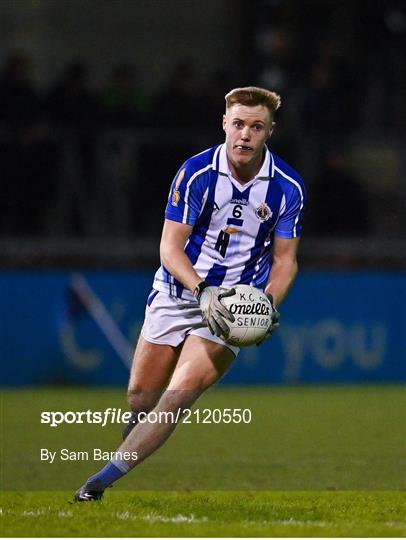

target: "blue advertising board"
[0,271,405,385]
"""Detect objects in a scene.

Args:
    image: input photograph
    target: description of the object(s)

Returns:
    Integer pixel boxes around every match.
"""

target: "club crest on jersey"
[172,190,180,206]
[171,168,186,206]
[255,202,272,222]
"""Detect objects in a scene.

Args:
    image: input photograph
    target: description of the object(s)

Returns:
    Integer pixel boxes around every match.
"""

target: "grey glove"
[256,295,280,346]
[195,283,236,338]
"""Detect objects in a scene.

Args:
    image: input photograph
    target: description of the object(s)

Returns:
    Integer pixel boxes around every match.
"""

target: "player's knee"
[127,385,158,413]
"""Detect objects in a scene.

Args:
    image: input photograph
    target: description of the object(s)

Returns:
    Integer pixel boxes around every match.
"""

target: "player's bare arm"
[264,236,300,308]
[160,218,235,337]
[160,219,202,293]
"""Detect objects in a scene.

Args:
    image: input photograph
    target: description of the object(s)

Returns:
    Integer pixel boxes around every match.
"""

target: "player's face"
[223,104,273,171]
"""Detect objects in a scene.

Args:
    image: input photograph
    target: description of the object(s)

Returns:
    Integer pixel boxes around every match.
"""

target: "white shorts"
[141,289,239,356]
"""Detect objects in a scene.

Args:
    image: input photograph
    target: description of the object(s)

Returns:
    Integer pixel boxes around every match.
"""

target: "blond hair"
[225,86,281,117]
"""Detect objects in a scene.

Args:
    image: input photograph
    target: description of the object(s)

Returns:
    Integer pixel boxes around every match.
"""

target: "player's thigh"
[127,335,181,407]
[167,334,236,392]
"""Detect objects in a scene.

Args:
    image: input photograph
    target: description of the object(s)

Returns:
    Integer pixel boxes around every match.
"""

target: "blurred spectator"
[0,52,57,236]
[152,62,205,127]
[46,61,99,236]
[307,146,370,237]
[203,69,235,133]
[136,62,206,236]
[252,27,298,95]
[358,1,406,134]
[47,61,99,129]
[298,43,363,181]
[0,51,42,132]
[100,63,148,127]
[300,44,361,140]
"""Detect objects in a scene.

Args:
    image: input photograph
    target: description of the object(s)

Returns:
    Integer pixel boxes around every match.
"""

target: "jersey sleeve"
[274,179,306,239]
[164,162,206,225]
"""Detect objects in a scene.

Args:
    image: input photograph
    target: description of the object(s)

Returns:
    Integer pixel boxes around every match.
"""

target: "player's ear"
[268,121,275,138]
[222,114,227,132]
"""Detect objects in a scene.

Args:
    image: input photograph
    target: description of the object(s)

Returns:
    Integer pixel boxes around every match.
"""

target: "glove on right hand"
[198,286,236,338]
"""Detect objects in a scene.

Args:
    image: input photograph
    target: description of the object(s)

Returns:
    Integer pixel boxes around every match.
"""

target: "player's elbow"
[160,240,179,270]
[160,241,171,268]
[273,253,298,272]
[288,258,299,282]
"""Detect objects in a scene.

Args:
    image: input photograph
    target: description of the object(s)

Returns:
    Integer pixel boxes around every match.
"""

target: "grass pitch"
[1,490,405,537]
[1,385,405,536]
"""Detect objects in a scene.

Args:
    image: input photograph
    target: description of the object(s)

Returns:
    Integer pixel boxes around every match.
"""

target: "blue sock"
[86,458,130,489]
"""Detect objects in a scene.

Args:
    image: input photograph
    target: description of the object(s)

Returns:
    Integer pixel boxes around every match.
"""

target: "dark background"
[0,0,405,270]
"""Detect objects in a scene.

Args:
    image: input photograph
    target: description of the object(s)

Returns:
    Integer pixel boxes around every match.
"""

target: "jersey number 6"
[214,204,244,257]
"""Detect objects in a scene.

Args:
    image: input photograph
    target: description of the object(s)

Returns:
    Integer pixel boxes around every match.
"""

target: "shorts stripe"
[147,289,159,307]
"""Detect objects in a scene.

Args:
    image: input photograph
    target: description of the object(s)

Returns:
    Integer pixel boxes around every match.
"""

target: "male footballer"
[75,86,306,501]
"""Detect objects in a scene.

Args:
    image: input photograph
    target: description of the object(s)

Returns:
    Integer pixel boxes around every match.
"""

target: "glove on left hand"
[256,294,280,346]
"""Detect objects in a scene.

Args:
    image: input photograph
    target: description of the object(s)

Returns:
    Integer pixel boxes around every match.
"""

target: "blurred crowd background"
[0,0,405,269]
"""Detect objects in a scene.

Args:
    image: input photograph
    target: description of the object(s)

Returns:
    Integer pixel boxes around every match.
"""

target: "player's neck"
[227,155,264,185]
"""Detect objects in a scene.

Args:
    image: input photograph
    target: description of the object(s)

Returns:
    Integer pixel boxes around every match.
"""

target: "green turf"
[1,490,405,537]
[1,385,405,536]
[1,385,405,490]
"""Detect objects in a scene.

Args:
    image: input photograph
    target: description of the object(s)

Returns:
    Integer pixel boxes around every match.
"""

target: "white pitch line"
[116,511,208,524]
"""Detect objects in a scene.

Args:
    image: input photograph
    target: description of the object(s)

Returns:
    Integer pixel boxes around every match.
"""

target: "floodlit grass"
[1,385,405,536]
[1,490,405,537]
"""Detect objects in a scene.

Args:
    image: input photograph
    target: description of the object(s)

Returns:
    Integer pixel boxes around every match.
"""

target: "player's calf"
[122,410,141,440]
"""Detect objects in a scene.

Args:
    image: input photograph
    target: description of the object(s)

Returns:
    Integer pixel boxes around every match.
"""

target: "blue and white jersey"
[153,143,306,299]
